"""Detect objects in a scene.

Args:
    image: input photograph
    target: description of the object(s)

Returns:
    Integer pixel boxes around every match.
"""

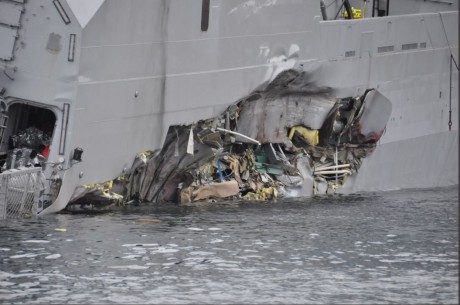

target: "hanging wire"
[440,12,459,131]
[325,0,339,8]
[451,53,459,70]
[439,12,459,70]
[334,2,344,19]
[448,54,455,131]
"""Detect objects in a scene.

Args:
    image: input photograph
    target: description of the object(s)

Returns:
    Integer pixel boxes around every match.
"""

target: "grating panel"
[0,168,45,219]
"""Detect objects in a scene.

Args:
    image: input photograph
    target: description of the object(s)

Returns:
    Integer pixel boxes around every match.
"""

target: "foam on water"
[22,240,50,243]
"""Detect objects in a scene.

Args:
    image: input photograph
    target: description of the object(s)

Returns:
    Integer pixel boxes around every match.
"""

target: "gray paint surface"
[0,0,457,213]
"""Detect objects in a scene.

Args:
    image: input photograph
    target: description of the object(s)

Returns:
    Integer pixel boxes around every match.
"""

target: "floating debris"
[136,218,161,223]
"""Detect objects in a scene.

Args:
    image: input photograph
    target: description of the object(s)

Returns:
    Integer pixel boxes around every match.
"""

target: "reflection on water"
[0,186,458,304]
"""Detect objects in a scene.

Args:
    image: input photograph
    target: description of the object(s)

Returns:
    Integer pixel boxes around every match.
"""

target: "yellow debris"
[80,179,124,204]
[137,150,156,161]
[343,7,362,19]
[288,126,319,146]
[136,218,161,223]
[103,180,113,190]
[54,228,67,232]
[242,186,278,201]
[242,192,260,201]
[263,186,278,200]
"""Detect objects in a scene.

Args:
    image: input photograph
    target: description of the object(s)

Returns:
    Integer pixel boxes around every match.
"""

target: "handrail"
[0,167,44,219]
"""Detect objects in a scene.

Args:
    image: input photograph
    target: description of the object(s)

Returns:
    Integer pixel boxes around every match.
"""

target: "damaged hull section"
[0,0,456,214]
[121,69,392,205]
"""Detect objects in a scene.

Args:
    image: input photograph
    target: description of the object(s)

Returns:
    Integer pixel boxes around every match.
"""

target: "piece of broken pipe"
[216,127,261,145]
[187,127,194,155]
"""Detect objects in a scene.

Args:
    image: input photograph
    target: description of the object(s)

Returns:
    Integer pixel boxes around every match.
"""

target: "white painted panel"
[166,32,313,75]
[65,0,104,28]
[423,13,451,49]
[1,0,82,97]
[167,0,317,40]
[360,31,374,56]
[71,111,164,184]
[319,23,342,59]
[440,12,458,48]
[79,43,163,82]
[165,66,267,113]
[81,0,165,47]
[0,26,17,61]
[419,1,458,14]
[67,0,105,28]
[340,131,458,193]
[79,32,313,82]
[0,1,22,27]
[76,78,165,124]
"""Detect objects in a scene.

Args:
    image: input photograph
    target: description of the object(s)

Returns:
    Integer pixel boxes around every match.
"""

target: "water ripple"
[0,186,457,304]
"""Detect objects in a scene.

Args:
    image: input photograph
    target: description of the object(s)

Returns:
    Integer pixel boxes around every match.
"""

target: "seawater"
[0,186,458,304]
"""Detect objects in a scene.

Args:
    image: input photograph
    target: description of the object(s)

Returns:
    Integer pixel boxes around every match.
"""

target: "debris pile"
[4,126,51,169]
[10,126,51,149]
[123,69,391,204]
[67,180,124,212]
[67,69,392,208]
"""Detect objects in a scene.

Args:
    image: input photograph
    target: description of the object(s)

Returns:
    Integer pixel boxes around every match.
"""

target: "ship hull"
[0,0,457,214]
[340,130,458,193]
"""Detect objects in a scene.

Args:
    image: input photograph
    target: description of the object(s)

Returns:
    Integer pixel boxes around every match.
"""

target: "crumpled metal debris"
[120,69,391,205]
[3,126,51,170]
[180,180,240,203]
[125,150,158,201]
[4,148,46,169]
[49,69,385,209]
[70,180,123,201]
[10,126,51,150]
[67,178,126,211]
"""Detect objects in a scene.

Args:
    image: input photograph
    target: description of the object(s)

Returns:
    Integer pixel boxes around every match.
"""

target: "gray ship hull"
[0,0,457,214]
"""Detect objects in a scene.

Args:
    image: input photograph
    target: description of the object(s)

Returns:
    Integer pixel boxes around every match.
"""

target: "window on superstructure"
[201,0,210,31]
[377,45,394,53]
[345,51,356,57]
[402,43,418,51]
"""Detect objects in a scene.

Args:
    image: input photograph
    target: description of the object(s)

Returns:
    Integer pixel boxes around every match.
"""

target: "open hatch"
[0,103,56,170]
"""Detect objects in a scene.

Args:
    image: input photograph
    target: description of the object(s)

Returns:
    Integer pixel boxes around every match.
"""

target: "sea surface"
[0,186,458,304]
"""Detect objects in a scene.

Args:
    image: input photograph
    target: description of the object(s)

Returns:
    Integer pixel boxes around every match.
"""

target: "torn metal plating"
[68,69,392,207]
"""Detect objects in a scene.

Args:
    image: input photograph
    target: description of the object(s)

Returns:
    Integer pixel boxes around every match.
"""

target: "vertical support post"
[33,172,41,215]
[10,152,16,169]
[335,146,338,186]
[449,55,453,131]
[19,173,32,216]
[59,103,70,155]
[0,176,6,220]
[201,0,210,31]
[320,0,328,20]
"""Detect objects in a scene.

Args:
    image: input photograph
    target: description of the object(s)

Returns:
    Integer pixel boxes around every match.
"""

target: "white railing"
[0,167,45,219]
